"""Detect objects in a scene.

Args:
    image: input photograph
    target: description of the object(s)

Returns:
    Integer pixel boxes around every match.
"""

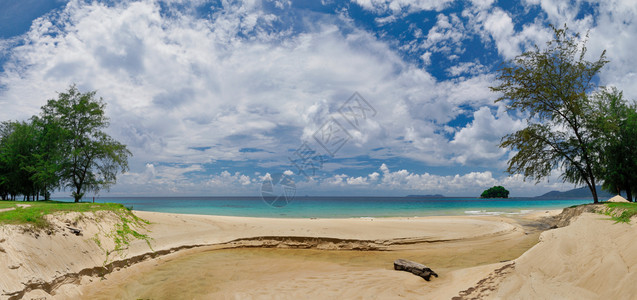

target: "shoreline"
[70,196,591,219]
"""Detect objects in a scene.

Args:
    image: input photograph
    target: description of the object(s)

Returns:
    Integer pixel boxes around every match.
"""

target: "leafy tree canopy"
[480,186,510,198]
[0,84,131,202]
[492,25,608,203]
[40,85,132,202]
[588,87,637,201]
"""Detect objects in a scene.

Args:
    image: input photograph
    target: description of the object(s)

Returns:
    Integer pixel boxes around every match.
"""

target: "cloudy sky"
[0,0,635,197]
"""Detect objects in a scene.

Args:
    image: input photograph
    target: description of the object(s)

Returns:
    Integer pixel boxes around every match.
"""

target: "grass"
[0,200,153,263]
[102,209,152,262]
[0,200,129,229]
[0,202,17,209]
[601,202,637,223]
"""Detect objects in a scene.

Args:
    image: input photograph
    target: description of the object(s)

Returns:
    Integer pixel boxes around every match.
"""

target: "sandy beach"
[1,207,635,299]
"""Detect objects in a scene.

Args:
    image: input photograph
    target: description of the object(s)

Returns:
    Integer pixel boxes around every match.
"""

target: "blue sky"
[1,0,636,197]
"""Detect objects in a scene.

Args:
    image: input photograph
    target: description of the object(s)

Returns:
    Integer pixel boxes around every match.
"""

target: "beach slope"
[458,212,637,299]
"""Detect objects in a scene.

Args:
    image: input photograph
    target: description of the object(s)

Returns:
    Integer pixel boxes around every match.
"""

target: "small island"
[480,186,510,198]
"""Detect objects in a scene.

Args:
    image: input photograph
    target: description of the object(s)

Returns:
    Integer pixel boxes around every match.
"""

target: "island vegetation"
[0,85,131,202]
[480,186,509,198]
[492,25,637,203]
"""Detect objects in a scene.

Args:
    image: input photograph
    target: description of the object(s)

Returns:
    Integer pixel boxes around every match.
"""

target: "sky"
[0,0,636,197]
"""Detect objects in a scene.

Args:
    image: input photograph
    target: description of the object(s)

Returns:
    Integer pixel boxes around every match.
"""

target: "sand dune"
[492,213,637,299]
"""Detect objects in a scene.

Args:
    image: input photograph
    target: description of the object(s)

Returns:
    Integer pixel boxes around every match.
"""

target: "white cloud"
[420,51,432,65]
[584,1,637,100]
[104,162,574,196]
[446,61,487,77]
[469,0,495,9]
[501,0,637,100]
[4,0,635,196]
[0,1,515,176]
[208,170,254,187]
[450,106,525,166]
[462,5,553,60]
[423,13,467,55]
[372,163,572,196]
[351,0,453,15]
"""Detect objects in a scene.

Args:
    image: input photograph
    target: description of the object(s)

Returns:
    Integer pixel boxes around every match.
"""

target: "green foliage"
[587,88,637,201]
[30,114,66,200]
[601,202,637,223]
[0,121,46,200]
[480,186,510,198]
[94,210,152,264]
[492,25,608,203]
[0,200,131,229]
[40,85,132,202]
[0,85,132,202]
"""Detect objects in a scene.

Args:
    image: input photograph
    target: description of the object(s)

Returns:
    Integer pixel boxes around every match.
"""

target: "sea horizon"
[54,196,593,219]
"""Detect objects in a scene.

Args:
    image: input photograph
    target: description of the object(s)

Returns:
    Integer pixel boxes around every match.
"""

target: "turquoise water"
[63,196,592,218]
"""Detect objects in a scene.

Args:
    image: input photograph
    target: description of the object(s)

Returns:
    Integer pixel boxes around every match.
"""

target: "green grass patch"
[0,200,129,229]
[0,202,18,209]
[601,202,637,223]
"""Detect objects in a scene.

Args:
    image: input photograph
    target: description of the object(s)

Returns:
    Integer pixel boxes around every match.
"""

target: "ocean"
[64,196,592,218]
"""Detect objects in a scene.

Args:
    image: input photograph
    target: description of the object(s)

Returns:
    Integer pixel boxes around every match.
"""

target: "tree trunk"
[590,179,598,203]
[393,259,438,281]
[586,181,598,204]
[74,186,82,202]
[627,189,633,203]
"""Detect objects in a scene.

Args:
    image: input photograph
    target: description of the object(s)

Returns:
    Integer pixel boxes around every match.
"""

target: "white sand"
[1,211,524,299]
[3,208,637,299]
[607,195,630,203]
[131,211,523,246]
[492,213,637,299]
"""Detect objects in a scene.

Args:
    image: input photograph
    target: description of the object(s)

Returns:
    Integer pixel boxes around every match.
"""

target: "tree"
[491,25,608,203]
[0,121,19,200]
[0,122,13,200]
[480,186,510,198]
[29,115,65,200]
[0,121,41,200]
[41,85,131,202]
[589,88,637,201]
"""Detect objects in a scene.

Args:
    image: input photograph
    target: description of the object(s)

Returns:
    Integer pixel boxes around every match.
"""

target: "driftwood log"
[393,259,438,281]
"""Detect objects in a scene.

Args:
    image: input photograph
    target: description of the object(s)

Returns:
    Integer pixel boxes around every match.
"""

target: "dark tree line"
[0,85,131,202]
[493,25,637,203]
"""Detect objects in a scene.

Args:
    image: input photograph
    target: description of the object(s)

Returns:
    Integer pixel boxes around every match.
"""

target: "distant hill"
[406,194,445,198]
[534,186,614,199]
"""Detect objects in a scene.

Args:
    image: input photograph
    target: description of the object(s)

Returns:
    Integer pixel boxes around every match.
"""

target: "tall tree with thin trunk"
[491,25,608,203]
[41,85,132,202]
